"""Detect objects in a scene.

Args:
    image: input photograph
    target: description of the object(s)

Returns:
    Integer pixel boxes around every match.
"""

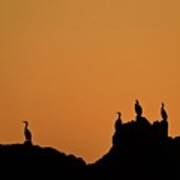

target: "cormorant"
[161,103,168,121]
[116,112,122,121]
[135,100,143,117]
[115,112,122,131]
[23,121,32,142]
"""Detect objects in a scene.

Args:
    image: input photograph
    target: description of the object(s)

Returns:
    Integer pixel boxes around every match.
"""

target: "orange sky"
[0,0,180,162]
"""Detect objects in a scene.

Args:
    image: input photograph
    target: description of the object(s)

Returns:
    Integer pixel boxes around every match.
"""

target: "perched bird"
[115,112,122,131]
[135,100,143,117]
[161,103,168,121]
[116,112,122,121]
[23,121,32,142]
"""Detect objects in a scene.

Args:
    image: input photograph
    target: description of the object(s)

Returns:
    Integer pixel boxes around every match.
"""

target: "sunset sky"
[0,0,180,162]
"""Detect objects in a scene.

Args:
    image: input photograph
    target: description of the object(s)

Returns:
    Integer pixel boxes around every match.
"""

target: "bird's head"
[116,112,121,116]
[116,112,122,119]
[161,102,165,108]
[23,121,29,126]
[135,99,139,105]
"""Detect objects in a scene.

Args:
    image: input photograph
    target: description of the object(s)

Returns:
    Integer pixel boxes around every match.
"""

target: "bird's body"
[23,121,32,142]
[161,103,168,121]
[135,100,143,117]
[115,112,122,131]
[116,112,122,121]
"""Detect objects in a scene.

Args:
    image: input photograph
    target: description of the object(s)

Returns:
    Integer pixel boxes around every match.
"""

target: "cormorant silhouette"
[115,112,122,130]
[23,121,32,143]
[161,103,168,121]
[116,112,122,121]
[113,112,122,146]
[135,100,143,117]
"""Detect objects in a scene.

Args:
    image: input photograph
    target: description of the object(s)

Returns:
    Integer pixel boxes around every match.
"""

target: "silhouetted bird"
[135,100,143,117]
[115,112,122,131]
[116,112,122,121]
[161,103,168,121]
[23,121,32,143]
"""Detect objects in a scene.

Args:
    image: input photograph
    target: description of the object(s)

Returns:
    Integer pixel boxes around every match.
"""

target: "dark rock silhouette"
[0,143,86,178]
[89,102,180,180]
[0,102,180,179]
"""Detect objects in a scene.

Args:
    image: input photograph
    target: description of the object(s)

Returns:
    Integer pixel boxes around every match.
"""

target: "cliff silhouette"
[90,102,180,180]
[0,101,180,179]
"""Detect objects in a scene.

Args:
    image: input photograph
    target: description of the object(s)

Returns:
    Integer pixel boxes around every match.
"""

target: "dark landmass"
[0,101,180,179]
[0,143,86,178]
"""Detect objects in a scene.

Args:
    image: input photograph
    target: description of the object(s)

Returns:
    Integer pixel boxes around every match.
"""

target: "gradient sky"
[0,0,180,162]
